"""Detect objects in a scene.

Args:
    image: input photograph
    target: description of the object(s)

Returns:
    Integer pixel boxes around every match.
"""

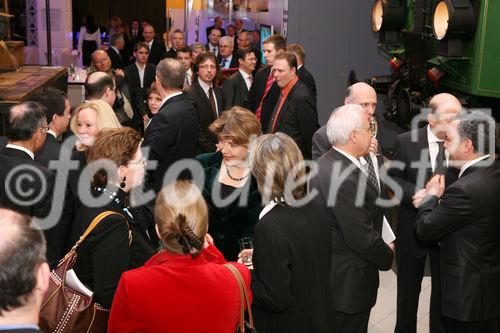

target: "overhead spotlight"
[371,0,406,33]
[432,0,476,40]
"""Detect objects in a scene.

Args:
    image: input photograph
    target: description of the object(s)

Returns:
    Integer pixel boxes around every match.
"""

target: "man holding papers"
[311,104,394,333]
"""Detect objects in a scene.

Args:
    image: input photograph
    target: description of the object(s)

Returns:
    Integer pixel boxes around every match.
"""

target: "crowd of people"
[0,14,499,333]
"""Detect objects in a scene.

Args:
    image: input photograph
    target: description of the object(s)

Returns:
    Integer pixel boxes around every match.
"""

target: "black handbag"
[224,263,257,333]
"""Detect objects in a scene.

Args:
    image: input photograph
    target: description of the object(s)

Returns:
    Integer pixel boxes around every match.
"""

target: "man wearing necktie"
[414,112,499,333]
[388,93,462,333]
[217,36,238,70]
[186,52,224,153]
[221,48,257,108]
[207,28,222,58]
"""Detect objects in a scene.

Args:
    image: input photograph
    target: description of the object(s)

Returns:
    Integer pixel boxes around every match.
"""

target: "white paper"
[382,216,396,244]
[65,269,93,297]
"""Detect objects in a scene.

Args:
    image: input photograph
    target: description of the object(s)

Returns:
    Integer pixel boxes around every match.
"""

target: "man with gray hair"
[414,111,500,333]
[310,104,394,333]
[0,209,49,333]
[142,58,198,193]
[218,36,238,69]
[107,33,125,69]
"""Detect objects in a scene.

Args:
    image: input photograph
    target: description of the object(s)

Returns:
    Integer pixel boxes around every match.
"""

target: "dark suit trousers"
[395,246,445,333]
[443,316,499,333]
[333,310,370,333]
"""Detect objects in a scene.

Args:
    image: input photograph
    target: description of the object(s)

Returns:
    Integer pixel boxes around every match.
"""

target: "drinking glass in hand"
[239,237,253,266]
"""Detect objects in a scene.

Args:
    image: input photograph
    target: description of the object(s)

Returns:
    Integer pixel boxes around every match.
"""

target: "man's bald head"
[428,93,462,139]
[429,93,462,115]
[345,82,378,119]
[85,71,116,105]
[91,50,112,73]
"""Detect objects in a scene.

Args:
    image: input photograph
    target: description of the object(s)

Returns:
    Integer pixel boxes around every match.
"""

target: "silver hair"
[457,111,495,154]
[219,36,234,48]
[326,104,365,145]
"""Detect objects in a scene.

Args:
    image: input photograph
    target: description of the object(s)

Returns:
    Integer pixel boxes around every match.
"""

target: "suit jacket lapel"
[272,83,298,132]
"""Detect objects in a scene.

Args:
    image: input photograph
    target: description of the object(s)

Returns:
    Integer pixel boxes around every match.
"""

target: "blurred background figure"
[78,14,101,67]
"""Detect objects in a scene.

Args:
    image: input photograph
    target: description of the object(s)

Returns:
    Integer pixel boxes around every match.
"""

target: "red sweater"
[108,243,251,333]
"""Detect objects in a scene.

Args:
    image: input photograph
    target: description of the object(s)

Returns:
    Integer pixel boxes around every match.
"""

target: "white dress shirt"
[221,55,233,69]
[198,78,219,116]
[259,201,278,220]
[459,154,490,178]
[239,69,253,90]
[6,144,34,159]
[135,62,146,88]
[332,146,363,171]
[47,130,58,139]
[158,91,183,110]
[427,125,449,171]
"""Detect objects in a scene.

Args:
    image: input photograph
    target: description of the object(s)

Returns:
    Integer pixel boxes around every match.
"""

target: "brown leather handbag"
[224,263,257,333]
[39,211,128,333]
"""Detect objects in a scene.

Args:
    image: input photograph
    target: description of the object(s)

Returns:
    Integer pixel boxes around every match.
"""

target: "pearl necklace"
[224,164,249,182]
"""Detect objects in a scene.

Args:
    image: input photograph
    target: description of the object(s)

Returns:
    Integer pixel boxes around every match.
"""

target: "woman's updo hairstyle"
[155,181,208,257]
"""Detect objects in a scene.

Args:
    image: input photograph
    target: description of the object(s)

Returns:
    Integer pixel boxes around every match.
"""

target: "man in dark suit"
[236,31,262,72]
[217,36,239,70]
[142,25,166,65]
[389,93,462,333]
[205,16,225,42]
[244,34,286,117]
[287,43,317,104]
[262,51,318,159]
[0,102,58,266]
[165,29,185,59]
[414,111,500,333]
[186,52,224,154]
[312,82,398,160]
[143,58,198,194]
[124,42,156,132]
[311,104,394,333]
[221,48,256,108]
[0,209,49,333]
[107,33,125,70]
[206,28,222,57]
[31,87,71,168]
[130,19,143,45]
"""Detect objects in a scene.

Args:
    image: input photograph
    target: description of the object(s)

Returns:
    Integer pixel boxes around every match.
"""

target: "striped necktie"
[255,72,275,120]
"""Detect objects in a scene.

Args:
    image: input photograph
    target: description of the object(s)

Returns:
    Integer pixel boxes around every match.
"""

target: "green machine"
[369,0,500,127]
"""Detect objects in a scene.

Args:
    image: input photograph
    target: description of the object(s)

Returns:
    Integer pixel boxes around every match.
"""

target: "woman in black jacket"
[72,127,155,309]
[243,132,333,332]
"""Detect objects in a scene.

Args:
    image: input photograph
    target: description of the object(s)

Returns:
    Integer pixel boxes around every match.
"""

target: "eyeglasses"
[199,64,217,71]
[128,156,147,166]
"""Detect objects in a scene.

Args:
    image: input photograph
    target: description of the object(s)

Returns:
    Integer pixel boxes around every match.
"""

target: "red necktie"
[255,72,275,121]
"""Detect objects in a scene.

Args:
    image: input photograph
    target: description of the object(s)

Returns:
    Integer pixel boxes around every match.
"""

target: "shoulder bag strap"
[224,263,254,330]
[60,211,121,263]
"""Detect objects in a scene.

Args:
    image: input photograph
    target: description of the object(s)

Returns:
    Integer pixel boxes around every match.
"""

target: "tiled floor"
[368,270,431,333]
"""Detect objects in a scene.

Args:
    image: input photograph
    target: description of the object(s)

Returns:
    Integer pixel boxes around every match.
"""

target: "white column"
[34,0,73,66]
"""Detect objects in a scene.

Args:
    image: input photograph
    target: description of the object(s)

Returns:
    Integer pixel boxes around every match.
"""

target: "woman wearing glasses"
[72,127,155,309]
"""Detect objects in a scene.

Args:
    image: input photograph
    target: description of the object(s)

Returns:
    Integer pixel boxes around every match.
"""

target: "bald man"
[388,93,462,333]
[312,82,397,159]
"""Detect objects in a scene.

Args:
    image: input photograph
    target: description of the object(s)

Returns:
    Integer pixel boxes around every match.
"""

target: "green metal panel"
[435,0,500,98]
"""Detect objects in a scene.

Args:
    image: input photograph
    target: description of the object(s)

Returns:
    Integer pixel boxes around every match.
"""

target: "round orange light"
[433,1,450,40]
[372,0,384,32]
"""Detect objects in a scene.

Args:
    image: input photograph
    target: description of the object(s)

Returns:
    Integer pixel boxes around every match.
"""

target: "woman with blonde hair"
[70,100,122,150]
[241,132,332,332]
[56,100,122,261]
[109,180,250,332]
[196,106,262,260]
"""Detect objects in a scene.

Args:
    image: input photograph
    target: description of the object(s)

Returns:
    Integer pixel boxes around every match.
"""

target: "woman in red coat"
[108,180,251,333]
